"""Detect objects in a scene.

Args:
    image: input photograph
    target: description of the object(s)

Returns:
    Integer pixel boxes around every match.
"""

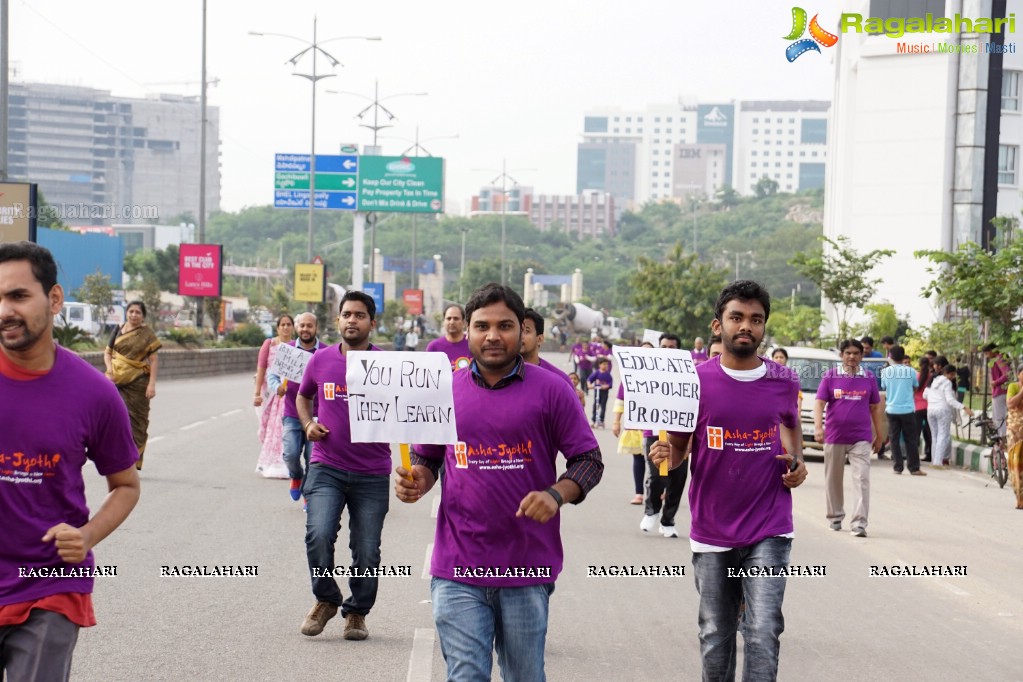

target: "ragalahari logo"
[784,7,838,62]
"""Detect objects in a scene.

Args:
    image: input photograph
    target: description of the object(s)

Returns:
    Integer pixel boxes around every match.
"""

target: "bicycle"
[968,414,1008,488]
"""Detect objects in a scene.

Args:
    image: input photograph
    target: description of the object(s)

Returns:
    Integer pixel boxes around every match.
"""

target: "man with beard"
[425,304,471,371]
[268,312,325,501]
[395,283,603,681]
[295,291,390,641]
[0,242,140,680]
[650,280,807,682]
[521,307,572,384]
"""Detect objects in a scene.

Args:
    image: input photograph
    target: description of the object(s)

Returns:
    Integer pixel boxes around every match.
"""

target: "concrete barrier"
[78,348,261,380]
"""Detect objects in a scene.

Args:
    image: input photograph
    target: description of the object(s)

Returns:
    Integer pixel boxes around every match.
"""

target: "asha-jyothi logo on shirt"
[784,7,839,62]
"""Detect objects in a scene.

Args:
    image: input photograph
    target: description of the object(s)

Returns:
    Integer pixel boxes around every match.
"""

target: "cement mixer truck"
[551,302,626,340]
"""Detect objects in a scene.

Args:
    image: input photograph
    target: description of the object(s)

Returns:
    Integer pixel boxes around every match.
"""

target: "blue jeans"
[304,463,389,617]
[431,577,554,682]
[282,416,312,486]
[692,537,792,682]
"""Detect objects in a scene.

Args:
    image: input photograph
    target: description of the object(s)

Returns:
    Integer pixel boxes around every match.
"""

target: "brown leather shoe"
[910,470,928,476]
[344,613,369,640]
[301,601,338,636]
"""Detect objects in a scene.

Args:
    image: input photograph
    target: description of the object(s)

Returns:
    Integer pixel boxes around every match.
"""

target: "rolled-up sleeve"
[560,447,603,504]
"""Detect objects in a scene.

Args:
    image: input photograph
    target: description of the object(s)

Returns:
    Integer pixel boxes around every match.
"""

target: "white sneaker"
[640,513,658,533]
[658,524,678,538]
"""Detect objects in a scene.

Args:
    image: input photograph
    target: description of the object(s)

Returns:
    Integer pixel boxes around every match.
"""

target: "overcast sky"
[10,0,838,214]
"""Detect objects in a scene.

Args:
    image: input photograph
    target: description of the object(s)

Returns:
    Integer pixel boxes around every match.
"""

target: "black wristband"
[544,487,564,508]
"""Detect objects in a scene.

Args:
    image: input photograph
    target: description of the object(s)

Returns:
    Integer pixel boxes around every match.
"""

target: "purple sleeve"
[781,372,800,429]
[814,373,829,402]
[298,352,319,399]
[616,383,624,400]
[869,376,881,405]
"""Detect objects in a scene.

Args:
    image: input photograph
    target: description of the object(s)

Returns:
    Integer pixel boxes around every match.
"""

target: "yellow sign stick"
[658,430,669,476]
[400,443,413,481]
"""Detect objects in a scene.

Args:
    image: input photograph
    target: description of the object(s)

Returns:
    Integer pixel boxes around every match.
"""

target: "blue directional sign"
[274,189,357,210]
[274,153,359,210]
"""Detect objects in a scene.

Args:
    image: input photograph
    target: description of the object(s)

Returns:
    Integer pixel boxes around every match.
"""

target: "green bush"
[166,327,203,348]
[225,323,268,347]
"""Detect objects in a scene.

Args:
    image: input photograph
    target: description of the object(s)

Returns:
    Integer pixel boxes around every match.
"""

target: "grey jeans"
[0,608,80,682]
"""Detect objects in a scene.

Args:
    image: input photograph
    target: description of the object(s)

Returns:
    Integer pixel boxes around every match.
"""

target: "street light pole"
[249,22,380,264]
[474,160,531,288]
[328,81,427,148]
[196,0,208,332]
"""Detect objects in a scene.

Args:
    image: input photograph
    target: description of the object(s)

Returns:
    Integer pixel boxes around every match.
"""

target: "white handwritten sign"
[613,345,701,432]
[269,343,314,383]
[642,329,664,347]
[346,351,457,444]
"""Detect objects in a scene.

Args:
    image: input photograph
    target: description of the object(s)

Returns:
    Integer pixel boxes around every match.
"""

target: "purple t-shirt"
[815,368,880,444]
[282,339,325,419]
[425,336,471,372]
[538,357,573,385]
[671,357,800,548]
[571,344,592,371]
[587,370,613,391]
[416,364,598,587]
[298,345,392,475]
[0,347,137,605]
[691,348,709,364]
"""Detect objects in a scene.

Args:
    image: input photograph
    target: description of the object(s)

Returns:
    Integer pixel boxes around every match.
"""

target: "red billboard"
[178,243,223,297]
[402,288,423,315]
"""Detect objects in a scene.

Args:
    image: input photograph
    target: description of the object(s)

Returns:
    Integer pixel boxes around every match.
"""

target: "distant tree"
[629,243,730,341]
[857,302,908,341]
[461,258,502,294]
[753,176,779,198]
[715,185,740,208]
[768,305,826,346]
[916,238,1023,361]
[140,276,163,327]
[74,271,114,334]
[204,296,222,338]
[790,236,894,340]
[36,190,69,230]
[269,285,291,316]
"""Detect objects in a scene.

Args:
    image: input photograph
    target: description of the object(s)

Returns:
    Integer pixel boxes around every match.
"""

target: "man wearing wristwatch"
[650,280,806,682]
[266,312,325,502]
[395,282,603,682]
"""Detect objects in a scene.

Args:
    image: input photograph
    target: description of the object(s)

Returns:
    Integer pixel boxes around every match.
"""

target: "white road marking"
[431,495,441,519]
[220,409,242,417]
[406,627,435,682]
[421,544,433,580]
[180,420,207,431]
[148,436,165,444]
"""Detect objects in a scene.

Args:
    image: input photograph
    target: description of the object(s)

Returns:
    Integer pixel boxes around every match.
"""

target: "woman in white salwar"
[925,364,973,467]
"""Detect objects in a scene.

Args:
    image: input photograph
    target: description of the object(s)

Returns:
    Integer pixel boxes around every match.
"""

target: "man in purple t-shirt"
[814,339,883,538]
[521,308,572,385]
[396,283,603,681]
[267,312,325,501]
[651,280,807,682]
[571,336,595,386]
[425,304,471,371]
[295,291,390,642]
[0,242,140,680]
[691,336,709,364]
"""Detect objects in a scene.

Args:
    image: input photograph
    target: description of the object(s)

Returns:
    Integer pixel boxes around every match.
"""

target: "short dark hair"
[659,333,682,348]
[981,342,997,353]
[340,290,376,320]
[860,335,875,346]
[880,336,895,345]
[714,280,771,322]
[276,313,294,328]
[944,364,957,376]
[523,308,544,335]
[890,344,906,362]
[126,300,147,317]
[0,241,58,294]
[708,334,723,347]
[839,338,864,353]
[465,283,525,325]
[771,347,789,360]
[933,355,948,369]
[444,304,465,320]
[925,350,938,358]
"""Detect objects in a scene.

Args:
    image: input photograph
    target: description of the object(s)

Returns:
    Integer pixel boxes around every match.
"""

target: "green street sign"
[275,172,357,191]
[358,156,444,213]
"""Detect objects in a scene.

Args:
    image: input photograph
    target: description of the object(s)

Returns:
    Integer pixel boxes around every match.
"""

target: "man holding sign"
[294,292,390,642]
[267,312,325,502]
[650,280,807,682]
[395,283,603,682]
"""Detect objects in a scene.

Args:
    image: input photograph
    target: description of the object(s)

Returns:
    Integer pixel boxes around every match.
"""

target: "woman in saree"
[254,313,294,478]
[104,300,161,470]
[1005,366,1023,509]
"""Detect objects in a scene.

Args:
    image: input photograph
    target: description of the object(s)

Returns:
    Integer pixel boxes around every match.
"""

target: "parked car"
[780,346,841,446]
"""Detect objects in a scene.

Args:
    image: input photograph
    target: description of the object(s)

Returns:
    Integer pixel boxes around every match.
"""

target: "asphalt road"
[70,352,1023,681]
